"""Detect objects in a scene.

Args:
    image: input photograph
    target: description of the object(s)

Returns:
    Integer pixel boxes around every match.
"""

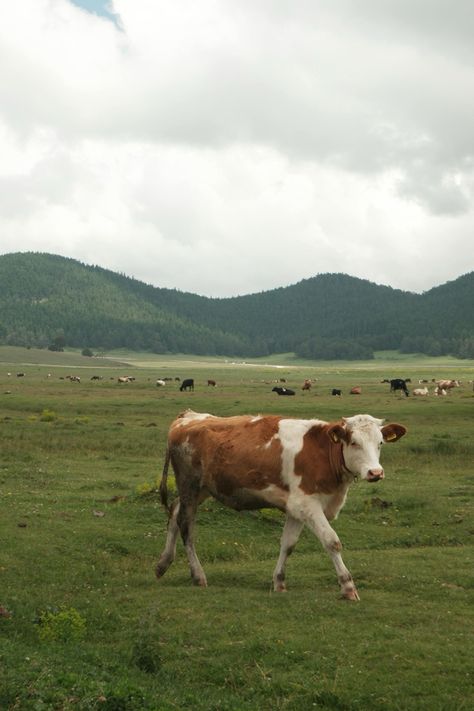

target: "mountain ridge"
[0,252,472,359]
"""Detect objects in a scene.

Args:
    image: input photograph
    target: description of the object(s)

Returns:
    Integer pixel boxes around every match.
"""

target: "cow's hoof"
[342,588,360,601]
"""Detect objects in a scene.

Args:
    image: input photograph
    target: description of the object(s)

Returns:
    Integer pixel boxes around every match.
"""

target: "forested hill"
[0,252,473,360]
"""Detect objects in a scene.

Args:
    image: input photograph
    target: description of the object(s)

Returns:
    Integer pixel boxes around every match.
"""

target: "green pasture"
[0,347,473,710]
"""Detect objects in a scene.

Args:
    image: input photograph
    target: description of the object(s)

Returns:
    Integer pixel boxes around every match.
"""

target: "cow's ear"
[381,424,407,442]
[327,423,346,444]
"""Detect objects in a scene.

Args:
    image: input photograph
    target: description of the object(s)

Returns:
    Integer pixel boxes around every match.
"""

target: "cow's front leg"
[273,514,304,592]
[289,499,359,601]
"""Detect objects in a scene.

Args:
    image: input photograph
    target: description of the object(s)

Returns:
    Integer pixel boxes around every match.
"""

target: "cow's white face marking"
[341,414,385,481]
[278,419,326,488]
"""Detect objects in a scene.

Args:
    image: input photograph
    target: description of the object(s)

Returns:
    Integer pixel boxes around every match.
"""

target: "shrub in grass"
[130,636,162,673]
[74,416,90,425]
[99,681,148,710]
[36,606,86,643]
[135,474,176,498]
[39,409,57,422]
[135,481,156,497]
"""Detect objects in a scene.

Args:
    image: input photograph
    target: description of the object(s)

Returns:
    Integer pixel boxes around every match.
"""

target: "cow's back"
[168,412,286,509]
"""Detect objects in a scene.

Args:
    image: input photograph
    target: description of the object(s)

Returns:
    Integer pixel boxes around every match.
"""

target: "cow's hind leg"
[156,499,180,579]
[178,494,208,587]
[273,514,304,592]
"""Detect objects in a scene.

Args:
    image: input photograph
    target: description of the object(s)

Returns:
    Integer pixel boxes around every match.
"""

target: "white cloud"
[0,0,473,296]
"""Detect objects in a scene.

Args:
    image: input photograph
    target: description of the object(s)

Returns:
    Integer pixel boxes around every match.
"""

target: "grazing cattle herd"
[8,372,468,398]
[156,409,407,599]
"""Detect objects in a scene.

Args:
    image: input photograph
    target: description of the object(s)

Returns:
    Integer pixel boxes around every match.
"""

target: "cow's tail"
[159,447,172,515]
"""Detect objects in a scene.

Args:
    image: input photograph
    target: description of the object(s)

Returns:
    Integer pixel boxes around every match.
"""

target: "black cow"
[332,388,342,396]
[272,386,295,396]
[390,379,409,396]
[180,378,194,392]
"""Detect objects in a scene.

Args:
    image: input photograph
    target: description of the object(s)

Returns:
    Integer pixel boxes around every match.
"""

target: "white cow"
[413,387,429,396]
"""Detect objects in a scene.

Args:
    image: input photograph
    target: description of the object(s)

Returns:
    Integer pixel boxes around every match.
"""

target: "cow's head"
[327,414,407,482]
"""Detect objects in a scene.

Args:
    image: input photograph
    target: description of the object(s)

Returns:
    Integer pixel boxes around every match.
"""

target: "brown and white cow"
[156,410,406,600]
[435,379,460,391]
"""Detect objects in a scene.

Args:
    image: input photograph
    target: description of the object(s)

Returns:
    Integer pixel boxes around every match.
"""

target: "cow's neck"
[329,442,353,484]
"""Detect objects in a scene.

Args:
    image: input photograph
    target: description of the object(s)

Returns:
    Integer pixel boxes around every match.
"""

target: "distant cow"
[117,376,130,384]
[350,387,361,395]
[180,378,194,392]
[302,379,312,391]
[17,372,25,378]
[90,375,102,381]
[156,379,166,387]
[390,379,409,396]
[156,409,407,599]
[272,386,295,396]
[413,387,429,396]
[332,389,342,396]
[207,380,216,387]
[435,379,460,391]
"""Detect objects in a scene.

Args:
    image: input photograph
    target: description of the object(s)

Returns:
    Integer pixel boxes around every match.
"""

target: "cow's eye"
[351,442,359,447]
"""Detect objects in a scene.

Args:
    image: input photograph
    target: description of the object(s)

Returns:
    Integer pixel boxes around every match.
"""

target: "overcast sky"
[1,1,473,297]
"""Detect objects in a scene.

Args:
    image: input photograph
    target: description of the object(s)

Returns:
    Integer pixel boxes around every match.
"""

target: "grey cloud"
[0,1,473,296]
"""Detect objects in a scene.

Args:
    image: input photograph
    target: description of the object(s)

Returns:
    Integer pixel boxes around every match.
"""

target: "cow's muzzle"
[366,468,384,482]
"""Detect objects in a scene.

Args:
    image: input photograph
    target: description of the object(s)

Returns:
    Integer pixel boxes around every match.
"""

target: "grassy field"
[0,347,473,710]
